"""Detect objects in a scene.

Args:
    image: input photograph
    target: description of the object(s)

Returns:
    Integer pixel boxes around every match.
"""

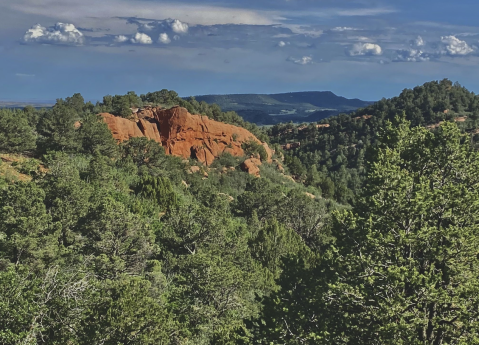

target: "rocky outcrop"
[101,113,145,142]
[100,113,162,143]
[241,158,262,177]
[101,106,272,166]
[139,106,270,166]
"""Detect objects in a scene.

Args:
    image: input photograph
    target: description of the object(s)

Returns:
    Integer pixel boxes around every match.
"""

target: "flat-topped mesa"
[101,106,272,166]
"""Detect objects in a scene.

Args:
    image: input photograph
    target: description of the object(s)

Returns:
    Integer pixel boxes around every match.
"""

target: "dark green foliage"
[78,113,118,156]
[135,175,178,212]
[120,137,166,168]
[0,181,53,268]
[322,120,479,344]
[0,109,36,153]
[271,79,479,203]
[37,103,81,152]
[241,139,268,161]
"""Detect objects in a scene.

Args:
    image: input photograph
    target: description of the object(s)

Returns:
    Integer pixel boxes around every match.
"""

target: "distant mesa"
[100,106,272,166]
[189,91,371,125]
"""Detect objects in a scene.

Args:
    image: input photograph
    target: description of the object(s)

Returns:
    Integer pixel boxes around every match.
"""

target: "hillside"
[190,91,371,125]
[2,81,479,344]
[270,79,479,203]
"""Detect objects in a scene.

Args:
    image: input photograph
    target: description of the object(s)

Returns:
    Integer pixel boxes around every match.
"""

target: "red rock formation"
[100,113,161,143]
[241,158,262,177]
[101,113,145,142]
[146,106,270,166]
[137,119,162,142]
[101,107,272,166]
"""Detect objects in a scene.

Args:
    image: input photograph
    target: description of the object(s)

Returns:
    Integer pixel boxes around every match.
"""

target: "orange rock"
[101,106,273,166]
[241,158,262,177]
[100,113,146,142]
[137,119,162,142]
[151,106,270,165]
[262,142,274,163]
[189,166,201,174]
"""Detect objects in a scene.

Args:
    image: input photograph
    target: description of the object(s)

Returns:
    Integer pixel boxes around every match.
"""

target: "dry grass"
[0,154,33,182]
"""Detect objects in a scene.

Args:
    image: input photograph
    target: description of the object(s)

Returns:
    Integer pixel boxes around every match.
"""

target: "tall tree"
[324,120,479,344]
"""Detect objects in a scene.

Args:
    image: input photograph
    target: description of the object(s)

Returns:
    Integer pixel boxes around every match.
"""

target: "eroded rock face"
[100,113,145,142]
[100,113,162,143]
[101,107,272,166]
[241,158,262,177]
[145,106,269,166]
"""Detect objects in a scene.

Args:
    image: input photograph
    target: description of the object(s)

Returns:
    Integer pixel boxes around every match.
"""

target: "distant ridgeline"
[188,91,371,125]
[269,79,479,203]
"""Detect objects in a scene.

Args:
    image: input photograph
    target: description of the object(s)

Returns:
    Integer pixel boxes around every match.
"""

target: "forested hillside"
[271,79,479,203]
[1,80,479,344]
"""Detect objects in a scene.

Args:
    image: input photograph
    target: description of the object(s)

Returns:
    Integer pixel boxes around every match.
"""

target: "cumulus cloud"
[159,33,171,44]
[414,36,425,47]
[441,35,474,55]
[23,23,84,45]
[114,35,129,43]
[348,42,382,56]
[170,19,189,34]
[131,32,153,44]
[278,41,289,47]
[394,49,430,62]
[287,56,313,65]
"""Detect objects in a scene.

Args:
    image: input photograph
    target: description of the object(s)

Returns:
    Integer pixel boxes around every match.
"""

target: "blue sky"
[1,0,479,102]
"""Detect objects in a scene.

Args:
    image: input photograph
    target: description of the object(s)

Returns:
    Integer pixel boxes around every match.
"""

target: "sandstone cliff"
[100,113,161,143]
[101,106,272,167]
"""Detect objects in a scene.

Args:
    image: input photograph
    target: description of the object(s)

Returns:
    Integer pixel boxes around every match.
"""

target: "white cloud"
[441,35,474,55]
[414,36,425,47]
[278,41,289,47]
[23,22,84,45]
[159,33,171,44]
[394,49,430,62]
[140,23,155,31]
[330,27,358,32]
[287,56,313,65]
[131,32,152,44]
[114,35,129,43]
[173,35,180,41]
[16,73,35,77]
[348,42,382,56]
[170,19,188,34]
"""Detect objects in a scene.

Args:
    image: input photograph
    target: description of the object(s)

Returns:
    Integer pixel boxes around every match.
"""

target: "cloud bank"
[348,42,382,56]
[23,23,84,45]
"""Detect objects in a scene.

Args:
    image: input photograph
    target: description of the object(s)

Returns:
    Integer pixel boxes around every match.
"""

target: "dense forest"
[271,79,479,203]
[1,79,479,344]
